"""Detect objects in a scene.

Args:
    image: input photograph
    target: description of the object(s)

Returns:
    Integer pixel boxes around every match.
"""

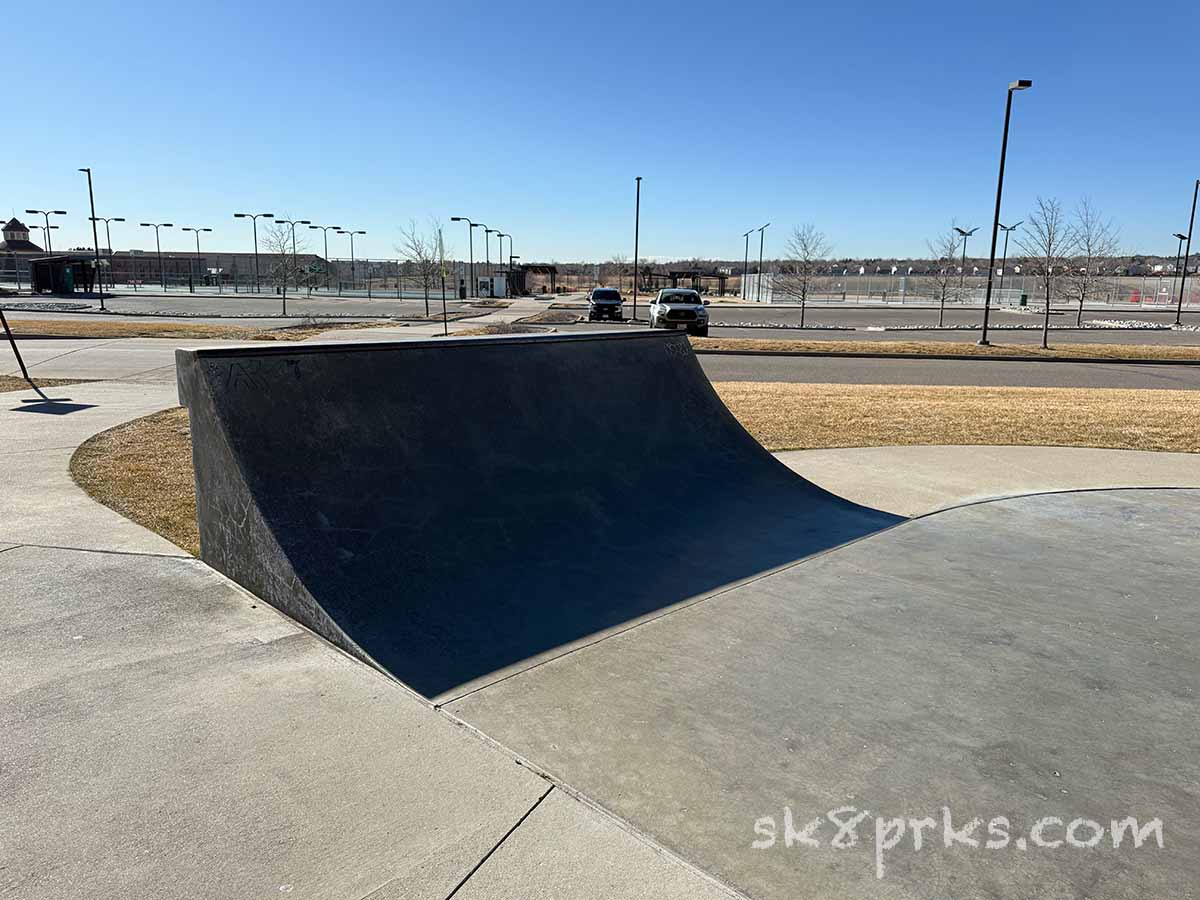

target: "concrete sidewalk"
[0,379,734,900]
[778,444,1200,516]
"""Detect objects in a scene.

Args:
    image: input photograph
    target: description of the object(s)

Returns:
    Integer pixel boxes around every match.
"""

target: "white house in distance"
[1,217,44,256]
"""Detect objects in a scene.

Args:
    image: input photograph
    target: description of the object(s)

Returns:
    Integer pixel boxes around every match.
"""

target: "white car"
[647,289,709,336]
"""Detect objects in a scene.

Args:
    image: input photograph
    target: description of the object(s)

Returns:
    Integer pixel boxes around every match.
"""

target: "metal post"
[980,88,1017,345]
[1176,179,1199,326]
[632,176,642,321]
[79,170,105,308]
[756,224,769,302]
[742,230,751,300]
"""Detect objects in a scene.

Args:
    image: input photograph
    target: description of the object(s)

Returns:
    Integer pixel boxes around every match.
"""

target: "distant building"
[0,218,43,255]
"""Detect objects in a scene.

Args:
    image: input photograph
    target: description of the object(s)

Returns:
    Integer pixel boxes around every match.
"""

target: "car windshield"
[591,289,620,301]
[660,293,700,304]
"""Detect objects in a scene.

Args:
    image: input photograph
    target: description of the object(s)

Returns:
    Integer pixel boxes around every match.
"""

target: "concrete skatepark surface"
[5,330,1200,898]
[175,331,901,698]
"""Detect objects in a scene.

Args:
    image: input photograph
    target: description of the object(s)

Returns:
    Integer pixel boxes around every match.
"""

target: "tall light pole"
[275,219,311,312]
[309,224,342,290]
[954,224,979,295]
[495,232,510,296]
[181,226,212,290]
[995,221,1022,299]
[1176,180,1198,326]
[978,78,1033,345]
[337,229,366,289]
[482,228,497,296]
[25,209,66,255]
[139,222,173,291]
[89,216,125,289]
[450,217,477,299]
[233,212,274,292]
[633,176,642,320]
[742,229,753,300]
[76,169,107,307]
[1172,232,1188,309]
[756,223,770,302]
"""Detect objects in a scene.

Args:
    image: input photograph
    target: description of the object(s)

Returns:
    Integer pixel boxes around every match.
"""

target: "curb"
[691,348,1200,366]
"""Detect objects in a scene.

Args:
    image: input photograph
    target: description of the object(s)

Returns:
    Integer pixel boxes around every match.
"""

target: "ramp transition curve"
[177,331,900,698]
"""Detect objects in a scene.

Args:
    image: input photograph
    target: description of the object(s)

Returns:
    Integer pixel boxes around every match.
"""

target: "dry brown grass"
[70,407,200,555]
[6,317,431,341]
[69,383,1200,556]
[0,375,84,393]
[450,323,546,336]
[716,382,1200,452]
[516,310,582,325]
[693,336,1200,361]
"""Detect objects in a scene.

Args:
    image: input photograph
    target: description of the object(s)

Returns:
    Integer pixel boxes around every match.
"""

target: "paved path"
[0,379,731,900]
[777,444,1200,516]
[698,352,1200,389]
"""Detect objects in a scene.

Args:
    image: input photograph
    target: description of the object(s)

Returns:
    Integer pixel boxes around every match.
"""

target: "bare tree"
[397,218,445,316]
[926,226,961,327]
[609,253,628,293]
[774,224,832,326]
[1064,198,1120,325]
[261,220,310,309]
[1017,197,1078,349]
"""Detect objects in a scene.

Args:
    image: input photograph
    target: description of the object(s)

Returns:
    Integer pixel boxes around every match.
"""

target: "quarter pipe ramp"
[177,331,900,698]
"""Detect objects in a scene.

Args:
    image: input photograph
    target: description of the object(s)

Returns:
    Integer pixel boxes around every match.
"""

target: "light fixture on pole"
[756,223,770,302]
[25,209,66,255]
[181,226,213,291]
[77,169,107,308]
[450,217,477,299]
[742,229,753,300]
[89,215,125,290]
[995,221,1022,298]
[495,232,510,297]
[233,212,274,292]
[337,229,366,289]
[1176,180,1198,326]
[978,78,1033,345]
[1173,232,1189,308]
[309,224,342,290]
[138,222,174,291]
[633,177,642,320]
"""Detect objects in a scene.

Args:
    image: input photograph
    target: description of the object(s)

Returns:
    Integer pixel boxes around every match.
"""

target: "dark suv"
[586,287,624,321]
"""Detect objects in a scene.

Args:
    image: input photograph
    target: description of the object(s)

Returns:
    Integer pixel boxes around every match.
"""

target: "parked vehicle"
[647,288,709,336]
[586,286,624,321]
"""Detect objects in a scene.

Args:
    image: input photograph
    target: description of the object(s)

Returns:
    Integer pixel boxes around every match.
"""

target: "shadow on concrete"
[178,332,902,698]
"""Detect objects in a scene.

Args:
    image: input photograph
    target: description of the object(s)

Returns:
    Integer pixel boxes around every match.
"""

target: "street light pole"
[1172,232,1188,309]
[309,224,342,290]
[995,221,1022,300]
[756,223,770,302]
[181,227,212,292]
[233,212,274,292]
[496,232,510,296]
[633,176,642,320]
[1176,179,1199,326]
[337,229,366,291]
[742,229,752,300]
[139,223,173,291]
[25,209,66,255]
[89,216,125,290]
[979,78,1032,345]
[450,217,477,299]
[77,169,107,307]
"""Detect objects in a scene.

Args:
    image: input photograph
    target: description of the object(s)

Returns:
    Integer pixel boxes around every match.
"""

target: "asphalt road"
[697,352,1200,389]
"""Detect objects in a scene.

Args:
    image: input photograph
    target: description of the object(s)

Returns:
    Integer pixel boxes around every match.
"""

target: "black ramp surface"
[177,331,900,698]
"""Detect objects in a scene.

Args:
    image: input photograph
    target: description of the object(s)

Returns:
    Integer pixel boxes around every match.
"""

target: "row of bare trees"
[255,217,454,313]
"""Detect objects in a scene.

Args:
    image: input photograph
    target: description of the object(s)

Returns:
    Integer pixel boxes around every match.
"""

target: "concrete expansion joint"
[910,483,1200,521]
[0,540,188,560]
[440,785,555,900]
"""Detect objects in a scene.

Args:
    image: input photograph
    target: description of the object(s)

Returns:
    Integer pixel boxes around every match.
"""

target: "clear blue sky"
[6,0,1198,262]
